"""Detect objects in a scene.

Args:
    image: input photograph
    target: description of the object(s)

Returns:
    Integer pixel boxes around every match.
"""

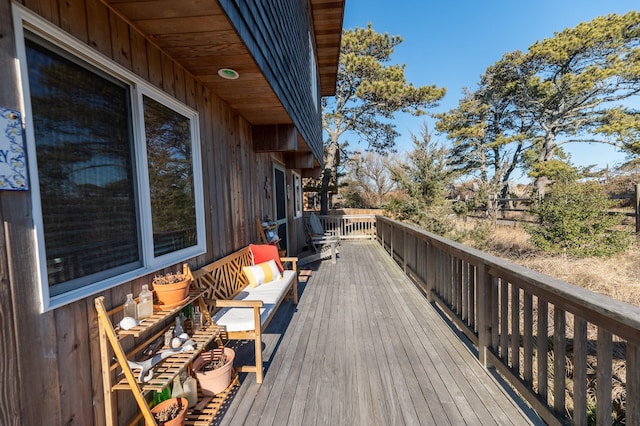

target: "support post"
[477,263,492,368]
[627,342,640,426]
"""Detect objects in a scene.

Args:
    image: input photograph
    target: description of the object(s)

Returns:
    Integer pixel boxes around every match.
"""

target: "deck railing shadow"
[374,215,640,426]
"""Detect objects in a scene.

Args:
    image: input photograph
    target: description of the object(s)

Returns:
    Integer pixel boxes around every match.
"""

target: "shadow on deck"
[216,241,543,425]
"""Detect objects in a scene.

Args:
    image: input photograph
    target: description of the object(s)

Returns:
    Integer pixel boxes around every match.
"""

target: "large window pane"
[26,36,140,294]
[143,96,197,257]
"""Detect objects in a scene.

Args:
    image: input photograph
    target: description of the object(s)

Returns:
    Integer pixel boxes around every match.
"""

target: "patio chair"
[299,213,339,265]
[308,212,340,240]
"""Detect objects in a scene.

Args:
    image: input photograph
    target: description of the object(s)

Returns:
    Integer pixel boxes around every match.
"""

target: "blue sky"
[342,0,639,178]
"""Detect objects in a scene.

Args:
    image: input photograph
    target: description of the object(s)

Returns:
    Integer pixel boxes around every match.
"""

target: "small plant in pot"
[152,271,191,309]
[193,347,235,395]
[149,397,187,426]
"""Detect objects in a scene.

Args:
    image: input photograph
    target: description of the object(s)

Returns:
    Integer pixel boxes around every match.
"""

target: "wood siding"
[218,0,324,163]
[1,0,314,423]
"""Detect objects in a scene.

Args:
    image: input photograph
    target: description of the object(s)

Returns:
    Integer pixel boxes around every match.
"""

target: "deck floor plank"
[372,245,485,425]
[217,241,541,426]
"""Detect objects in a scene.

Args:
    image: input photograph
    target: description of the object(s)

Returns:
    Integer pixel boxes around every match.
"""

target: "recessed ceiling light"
[218,68,240,80]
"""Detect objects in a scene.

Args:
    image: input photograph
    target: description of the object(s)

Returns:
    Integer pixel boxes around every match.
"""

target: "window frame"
[13,5,206,311]
[292,172,303,219]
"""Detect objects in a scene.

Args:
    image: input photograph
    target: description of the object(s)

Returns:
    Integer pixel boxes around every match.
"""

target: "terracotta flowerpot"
[148,397,187,426]
[193,347,235,396]
[153,278,191,309]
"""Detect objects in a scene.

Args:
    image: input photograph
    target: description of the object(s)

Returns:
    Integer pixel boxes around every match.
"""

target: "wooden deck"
[217,241,542,425]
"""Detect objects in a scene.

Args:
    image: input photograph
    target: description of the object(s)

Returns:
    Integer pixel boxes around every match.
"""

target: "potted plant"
[192,347,235,395]
[152,272,191,309]
[149,397,187,426]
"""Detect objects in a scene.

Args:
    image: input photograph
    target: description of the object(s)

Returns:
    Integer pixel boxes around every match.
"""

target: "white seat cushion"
[212,270,295,332]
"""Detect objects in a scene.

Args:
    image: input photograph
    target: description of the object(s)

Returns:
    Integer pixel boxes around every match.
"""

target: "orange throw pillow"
[249,243,284,272]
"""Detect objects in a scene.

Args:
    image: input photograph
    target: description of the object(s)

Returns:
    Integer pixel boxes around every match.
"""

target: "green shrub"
[526,181,629,257]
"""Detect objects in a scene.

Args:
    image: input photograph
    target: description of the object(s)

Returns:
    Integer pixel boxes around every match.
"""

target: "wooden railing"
[376,215,640,426]
[316,214,377,240]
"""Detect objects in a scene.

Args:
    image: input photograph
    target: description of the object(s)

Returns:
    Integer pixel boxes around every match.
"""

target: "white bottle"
[193,306,202,331]
[123,293,137,319]
[183,375,198,407]
[171,376,184,399]
[137,285,153,319]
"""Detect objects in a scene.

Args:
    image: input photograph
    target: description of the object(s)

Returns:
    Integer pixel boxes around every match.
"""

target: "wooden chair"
[308,212,339,240]
[300,214,339,265]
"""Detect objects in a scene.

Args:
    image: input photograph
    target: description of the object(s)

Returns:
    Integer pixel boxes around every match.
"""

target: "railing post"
[477,263,492,368]
[628,342,640,425]
[426,241,435,302]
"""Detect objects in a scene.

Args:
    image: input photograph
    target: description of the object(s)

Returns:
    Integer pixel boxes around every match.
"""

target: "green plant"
[526,181,629,257]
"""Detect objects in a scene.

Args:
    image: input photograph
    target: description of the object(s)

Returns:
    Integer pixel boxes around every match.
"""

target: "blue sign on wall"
[0,107,28,191]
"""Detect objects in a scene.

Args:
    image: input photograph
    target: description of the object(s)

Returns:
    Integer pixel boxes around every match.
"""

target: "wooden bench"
[187,245,298,383]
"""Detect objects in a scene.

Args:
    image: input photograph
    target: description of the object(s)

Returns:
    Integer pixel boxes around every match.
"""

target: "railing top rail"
[316,214,377,219]
[376,215,640,343]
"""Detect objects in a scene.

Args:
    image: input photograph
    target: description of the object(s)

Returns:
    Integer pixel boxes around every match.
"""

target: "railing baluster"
[436,249,442,297]
[469,263,475,331]
[461,260,468,324]
[523,291,533,384]
[491,277,500,352]
[627,342,640,425]
[538,299,549,403]
[447,252,453,305]
[455,258,462,315]
[402,226,407,273]
[511,284,520,373]
[477,263,491,367]
[500,279,509,360]
[426,241,435,302]
[553,307,566,414]
[596,328,613,425]
[572,316,587,425]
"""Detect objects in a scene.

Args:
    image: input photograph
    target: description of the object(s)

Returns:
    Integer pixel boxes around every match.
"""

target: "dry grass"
[458,220,640,307]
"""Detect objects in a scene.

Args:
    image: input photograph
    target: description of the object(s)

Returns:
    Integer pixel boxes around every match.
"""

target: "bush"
[526,181,629,257]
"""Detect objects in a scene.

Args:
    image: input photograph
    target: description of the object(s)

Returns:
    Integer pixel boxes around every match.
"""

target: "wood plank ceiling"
[102,0,344,128]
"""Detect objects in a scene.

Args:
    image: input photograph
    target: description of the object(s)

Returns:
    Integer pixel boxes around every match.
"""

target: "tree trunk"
[320,139,339,214]
[533,131,557,196]
[320,167,331,215]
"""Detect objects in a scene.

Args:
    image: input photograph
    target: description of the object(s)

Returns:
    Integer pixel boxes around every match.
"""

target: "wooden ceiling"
[102,0,345,127]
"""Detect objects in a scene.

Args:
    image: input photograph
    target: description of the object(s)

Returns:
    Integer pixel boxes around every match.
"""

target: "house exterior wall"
[0,0,321,423]
[219,0,323,162]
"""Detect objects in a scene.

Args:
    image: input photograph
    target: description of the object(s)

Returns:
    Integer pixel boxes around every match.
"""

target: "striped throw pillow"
[243,259,282,288]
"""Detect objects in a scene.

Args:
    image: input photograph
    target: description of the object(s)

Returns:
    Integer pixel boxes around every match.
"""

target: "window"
[292,172,303,218]
[143,96,197,257]
[15,7,205,310]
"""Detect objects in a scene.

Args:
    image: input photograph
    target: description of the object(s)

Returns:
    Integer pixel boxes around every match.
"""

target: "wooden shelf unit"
[95,287,238,426]
[256,219,285,256]
[256,219,279,244]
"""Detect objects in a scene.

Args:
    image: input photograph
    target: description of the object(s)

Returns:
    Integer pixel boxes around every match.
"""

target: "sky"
[341,0,639,180]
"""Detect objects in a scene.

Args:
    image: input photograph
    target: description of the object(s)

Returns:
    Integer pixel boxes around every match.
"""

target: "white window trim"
[13,4,206,311]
